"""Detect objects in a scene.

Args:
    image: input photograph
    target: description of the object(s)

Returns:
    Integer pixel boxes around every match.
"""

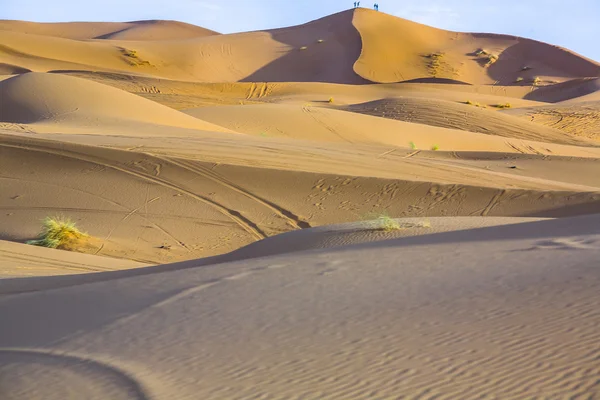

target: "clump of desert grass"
[409,141,418,150]
[365,212,432,232]
[431,144,440,151]
[485,54,499,66]
[532,76,542,86]
[299,46,308,51]
[328,97,334,103]
[118,47,152,67]
[492,103,512,109]
[465,100,485,108]
[317,39,324,43]
[425,52,445,77]
[515,77,524,83]
[27,216,88,250]
[473,49,498,66]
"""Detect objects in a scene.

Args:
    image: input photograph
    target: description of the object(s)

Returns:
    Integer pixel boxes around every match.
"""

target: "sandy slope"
[0,73,233,132]
[2,131,599,264]
[0,20,218,40]
[1,9,599,398]
[0,240,146,278]
[503,100,600,141]
[352,9,599,85]
[1,215,599,399]
[2,10,598,87]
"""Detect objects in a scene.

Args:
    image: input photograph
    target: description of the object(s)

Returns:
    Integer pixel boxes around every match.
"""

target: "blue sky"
[2,0,599,61]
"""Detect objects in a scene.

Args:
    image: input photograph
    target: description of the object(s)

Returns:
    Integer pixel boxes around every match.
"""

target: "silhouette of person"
[354,2,357,7]
[375,3,379,11]
[357,1,360,7]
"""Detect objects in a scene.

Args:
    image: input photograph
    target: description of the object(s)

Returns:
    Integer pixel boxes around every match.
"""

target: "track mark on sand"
[166,158,311,230]
[0,348,150,400]
[0,141,266,241]
[481,190,506,216]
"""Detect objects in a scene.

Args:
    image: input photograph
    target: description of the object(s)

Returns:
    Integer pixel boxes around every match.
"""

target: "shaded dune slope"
[0,215,599,399]
[0,72,233,132]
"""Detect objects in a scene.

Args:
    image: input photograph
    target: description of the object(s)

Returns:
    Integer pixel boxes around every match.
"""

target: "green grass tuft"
[409,141,418,150]
[27,217,88,249]
[431,144,440,151]
[465,100,485,108]
[328,97,334,103]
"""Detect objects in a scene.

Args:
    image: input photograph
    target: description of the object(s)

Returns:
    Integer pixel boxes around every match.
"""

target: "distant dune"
[0,19,219,40]
[1,9,598,87]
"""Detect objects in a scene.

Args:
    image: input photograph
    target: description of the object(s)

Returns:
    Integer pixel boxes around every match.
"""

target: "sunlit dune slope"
[352,8,599,85]
[0,72,233,132]
[0,19,218,40]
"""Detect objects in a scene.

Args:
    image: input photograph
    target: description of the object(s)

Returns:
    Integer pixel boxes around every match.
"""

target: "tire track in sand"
[164,157,311,229]
[0,140,266,241]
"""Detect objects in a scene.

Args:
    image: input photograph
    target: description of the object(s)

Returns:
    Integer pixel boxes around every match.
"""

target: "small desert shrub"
[431,144,440,151]
[328,97,334,103]
[475,49,488,56]
[365,213,402,232]
[493,103,512,109]
[426,52,445,76]
[299,46,308,50]
[532,76,542,86]
[317,39,324,43]
[409,141,418,150]
[515,77,524,83]
[465,100,484,107]
[365,213,432,232]
[119,47,151,67]
[27,217,88,249]
[485,54,499,66]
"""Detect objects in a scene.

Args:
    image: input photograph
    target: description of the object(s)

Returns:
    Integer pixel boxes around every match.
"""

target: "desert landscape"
[1,7,599,399]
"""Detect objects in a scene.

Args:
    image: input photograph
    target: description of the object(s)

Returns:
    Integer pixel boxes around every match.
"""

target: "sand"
[1,7,599,399]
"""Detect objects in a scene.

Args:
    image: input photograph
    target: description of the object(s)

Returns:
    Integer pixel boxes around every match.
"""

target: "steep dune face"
[121,10,367,83]
[351,8,599,85]
[0,20,218,40]
[0,11,366,83]
[0,73,232,132]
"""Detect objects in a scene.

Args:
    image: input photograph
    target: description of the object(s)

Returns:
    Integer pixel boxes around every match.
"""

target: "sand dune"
[1,215,599,399]
[2,131,599,265]
[341,97,597,146]
[0,19,218,40]
[0,72,233,132]
[0,239,146,278]
[352,8,599,85]
[2,10,597,86]
[1,8,600,399]
[504,100,600,141]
